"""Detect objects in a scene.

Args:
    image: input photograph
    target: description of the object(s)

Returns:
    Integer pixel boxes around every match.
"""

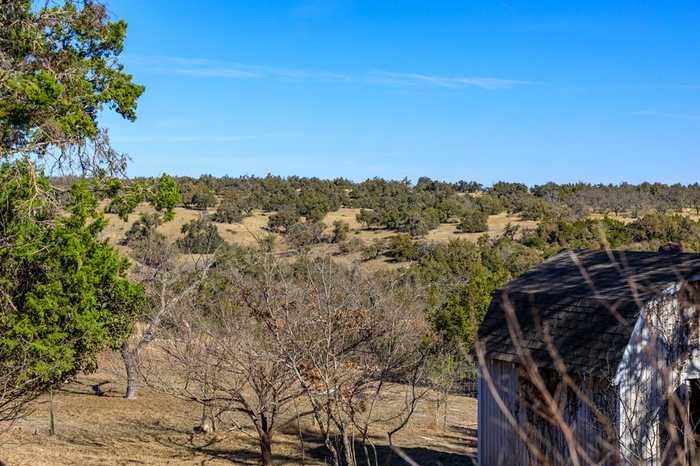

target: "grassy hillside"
[102,202,537,269]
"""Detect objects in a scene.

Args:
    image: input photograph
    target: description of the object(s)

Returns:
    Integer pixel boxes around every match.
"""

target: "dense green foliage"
[267,207,301,233]
[0,163,144,396]
[121,213,162,246]
[522,215,700,254]
[398,236,538,348]
[0,0,144,173]
[176,216,225,253]
[107,174,180,221]
[457,209,488,233]
[181,183,217,210]
[387,213,700,349]
[0,0,150,416]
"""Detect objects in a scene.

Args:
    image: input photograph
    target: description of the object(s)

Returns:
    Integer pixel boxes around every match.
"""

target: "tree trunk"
[341,430,355,466]
[48,388,55,436]
[383,434,395,466]
[324,435,341,466]
[259,432,273,466]
[122,342,139,400]
[433,396,441,428]
[442,388,450,430]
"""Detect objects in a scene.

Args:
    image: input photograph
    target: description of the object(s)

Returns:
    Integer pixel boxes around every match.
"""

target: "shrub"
[386,234,420,261]
[402,209,440,236]
[176,216,225,253]
[428,262,509,349]
[259,234,277,253]
[214,202,244,223]
[361,240,385,261]
[356,209,381,229]
[331,220,350,243]
[303,208,326,224]
[192,190,217,210]
[457,209,488,233]
[628,214,697,243]
[121,212,161,246]
[286,222,326,249]
[473,194,505,215]
[183,184,217,210]
[337,238,363,255]
[267,208,300,233]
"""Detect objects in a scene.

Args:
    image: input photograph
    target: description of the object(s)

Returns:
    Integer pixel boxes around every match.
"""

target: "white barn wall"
[615,286,690,466]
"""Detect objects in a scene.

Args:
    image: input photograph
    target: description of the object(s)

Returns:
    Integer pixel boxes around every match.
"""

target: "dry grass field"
[99,203,540,278]
[102,205,281,251]
[423,212,537,243]
[101,204,537,264]
[0,355,477,466]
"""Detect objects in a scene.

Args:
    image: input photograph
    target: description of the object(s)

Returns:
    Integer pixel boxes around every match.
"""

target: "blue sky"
[104,0,700,185]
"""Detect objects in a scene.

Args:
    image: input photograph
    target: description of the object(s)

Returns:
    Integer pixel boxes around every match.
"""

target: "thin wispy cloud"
[131,56,529,91]
[136,56,350,83]
[367,71,531,90]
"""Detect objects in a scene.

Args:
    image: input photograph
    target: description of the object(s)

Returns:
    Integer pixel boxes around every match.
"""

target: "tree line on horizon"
[93,173,700,258]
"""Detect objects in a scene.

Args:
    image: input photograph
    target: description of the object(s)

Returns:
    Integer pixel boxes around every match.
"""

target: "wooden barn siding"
[615,289,688,466]
[478,359,619,466]
[478,359,528,466]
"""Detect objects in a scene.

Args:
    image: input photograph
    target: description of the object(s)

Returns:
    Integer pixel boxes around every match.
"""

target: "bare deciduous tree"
[253,257,432,466]
[141,250,300,465]
[121,234,214,399]
[141,249,433,466]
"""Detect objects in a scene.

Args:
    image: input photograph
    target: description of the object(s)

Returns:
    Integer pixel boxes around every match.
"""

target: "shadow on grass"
[304,442,476,466]
[281,423,476,466]
[127,420,302,465]
[99,418,477,465]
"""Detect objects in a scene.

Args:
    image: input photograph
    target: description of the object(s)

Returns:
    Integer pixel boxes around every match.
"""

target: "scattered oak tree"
[457,209,489,233]
[331,220,350,243]
[267,207,300,233]
[176,216,225,254]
